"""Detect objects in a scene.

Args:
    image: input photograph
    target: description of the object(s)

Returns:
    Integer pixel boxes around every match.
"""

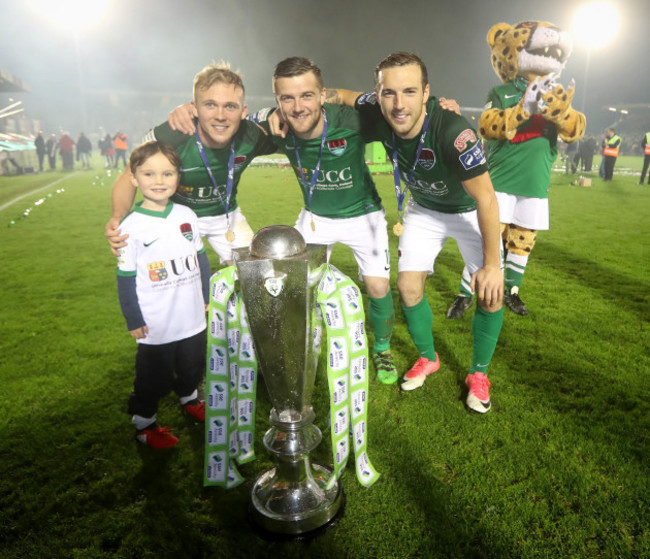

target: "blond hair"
[193,61,245,101]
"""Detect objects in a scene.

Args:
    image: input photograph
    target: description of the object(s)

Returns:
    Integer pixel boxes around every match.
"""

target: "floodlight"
[573,2,619,49]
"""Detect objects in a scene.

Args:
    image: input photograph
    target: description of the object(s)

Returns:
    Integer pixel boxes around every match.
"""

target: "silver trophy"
[233,225,343,535]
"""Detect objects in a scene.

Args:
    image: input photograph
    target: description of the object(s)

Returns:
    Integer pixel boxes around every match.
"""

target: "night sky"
[2,0,648,138]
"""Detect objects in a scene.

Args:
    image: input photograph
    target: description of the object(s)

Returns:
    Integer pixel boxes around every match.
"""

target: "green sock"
[368,291,395,353]
[401,297,436,360]
[470,305,504,374]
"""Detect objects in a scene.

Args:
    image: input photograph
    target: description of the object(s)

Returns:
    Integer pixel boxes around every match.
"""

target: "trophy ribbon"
[204,262,379,490]
[317,265,381,488]
[204,266,258,488]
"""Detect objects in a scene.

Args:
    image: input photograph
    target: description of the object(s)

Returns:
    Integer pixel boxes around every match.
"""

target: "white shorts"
[398,199,487,275]
[495,192,549,230]
[294,208,390,279]
[198,207,254,263]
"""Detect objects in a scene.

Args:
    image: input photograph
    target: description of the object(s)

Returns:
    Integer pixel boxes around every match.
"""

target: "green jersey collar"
[134,201,174,218]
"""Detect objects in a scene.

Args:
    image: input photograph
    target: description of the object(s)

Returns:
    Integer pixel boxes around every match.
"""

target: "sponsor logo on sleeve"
[356,92,377,105]
[454,129,477,152]
[459,143,487,171]
[234,155,247,169]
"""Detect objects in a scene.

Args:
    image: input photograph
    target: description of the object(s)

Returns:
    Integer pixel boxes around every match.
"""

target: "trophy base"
[250,463,343,535]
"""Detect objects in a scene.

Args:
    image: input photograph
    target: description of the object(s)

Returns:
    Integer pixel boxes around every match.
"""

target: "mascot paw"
[540,79,575,122]
[522,74,556,116]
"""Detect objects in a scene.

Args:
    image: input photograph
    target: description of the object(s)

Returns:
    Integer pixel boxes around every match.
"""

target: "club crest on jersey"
[234,155,247,169]
[459,143,487,170]
[180,222,193,241]
[327,139,347,156]
[264,273,287,297]
[147,261,168,282]
[454,129,477,152]
[418,148,436,170]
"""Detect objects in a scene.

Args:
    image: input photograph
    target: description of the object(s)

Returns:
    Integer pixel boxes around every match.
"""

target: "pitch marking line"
[0,172,81,212]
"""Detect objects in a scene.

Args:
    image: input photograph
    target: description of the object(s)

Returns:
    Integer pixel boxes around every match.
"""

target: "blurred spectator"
[59,132,75,170]
[565,141,578,174]
[601,128,621,182]
[45,134,58,170]
[113,130,127,169]
[639,131,650,185]
[577,136,596,172]
[34,132,45,172]
[99,133,115,168]
[77,132,92,169]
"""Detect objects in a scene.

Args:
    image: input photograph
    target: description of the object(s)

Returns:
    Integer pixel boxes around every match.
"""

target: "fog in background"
[2,0,648,143]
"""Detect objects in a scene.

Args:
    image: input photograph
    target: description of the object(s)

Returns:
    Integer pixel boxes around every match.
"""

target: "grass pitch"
[0,155,648,558]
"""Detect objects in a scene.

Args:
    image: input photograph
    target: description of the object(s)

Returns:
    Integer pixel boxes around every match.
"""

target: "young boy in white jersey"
[117,142,211,449]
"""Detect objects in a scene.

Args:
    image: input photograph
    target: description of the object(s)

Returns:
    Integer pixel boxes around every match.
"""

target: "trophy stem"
[250,408,343,535]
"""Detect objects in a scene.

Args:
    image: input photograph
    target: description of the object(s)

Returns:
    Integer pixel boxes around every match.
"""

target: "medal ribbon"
[204,266,258,488]
[293,108,328,215]
[195,128,236,223]
[391,112,429,216]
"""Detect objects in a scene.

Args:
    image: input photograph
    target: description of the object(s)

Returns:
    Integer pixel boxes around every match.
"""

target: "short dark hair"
[273,57,324,91]
[129,141,181,174]
[375,52,429,90]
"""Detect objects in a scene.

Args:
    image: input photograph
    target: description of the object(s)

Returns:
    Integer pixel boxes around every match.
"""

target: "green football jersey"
[355,95,487,213]
[148,120,276,217]
[483,76,559,199]
[259,103,382,219]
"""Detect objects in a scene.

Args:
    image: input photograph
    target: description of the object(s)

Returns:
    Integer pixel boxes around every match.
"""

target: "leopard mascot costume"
[447,21,585,319]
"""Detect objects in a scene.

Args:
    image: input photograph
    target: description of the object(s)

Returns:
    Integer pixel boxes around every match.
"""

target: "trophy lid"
[250,225,307,259]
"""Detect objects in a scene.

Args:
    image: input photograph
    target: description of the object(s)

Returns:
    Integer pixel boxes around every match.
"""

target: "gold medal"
[393,222,404,237]
[310,219,316,232]
[226,229,235,242]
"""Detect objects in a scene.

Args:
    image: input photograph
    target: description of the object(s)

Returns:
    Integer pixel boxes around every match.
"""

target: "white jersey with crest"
[117,202,207,345]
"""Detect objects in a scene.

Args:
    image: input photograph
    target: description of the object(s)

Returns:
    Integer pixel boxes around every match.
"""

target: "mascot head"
[487,21,573,82]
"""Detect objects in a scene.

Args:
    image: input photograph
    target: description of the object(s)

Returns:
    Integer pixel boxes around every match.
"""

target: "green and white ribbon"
[317,265,380,488]
[204,266,257,488]
[203,264,380,489]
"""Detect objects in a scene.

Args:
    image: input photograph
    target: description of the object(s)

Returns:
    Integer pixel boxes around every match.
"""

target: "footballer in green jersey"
[334,52,503,413]
[265,57,398,385]
[143,119,276,219]
[260,102,382,219]
[106,63,275,264]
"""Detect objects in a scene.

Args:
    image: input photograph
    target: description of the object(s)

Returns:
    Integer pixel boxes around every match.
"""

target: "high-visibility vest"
[114,134,127,151]
[603,135,621,157]
[645,132,650,155]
